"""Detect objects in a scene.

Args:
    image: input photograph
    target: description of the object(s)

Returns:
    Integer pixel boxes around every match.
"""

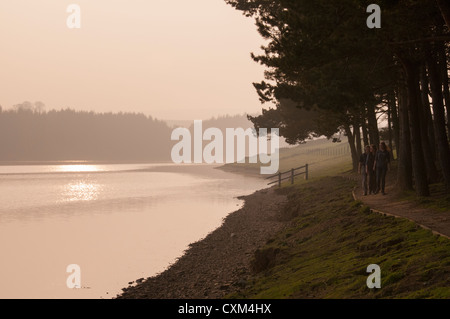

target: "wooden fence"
[266,164,309,187]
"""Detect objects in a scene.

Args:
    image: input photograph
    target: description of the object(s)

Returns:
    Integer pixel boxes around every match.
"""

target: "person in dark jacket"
[374,142,391,195]
[366,144,377,195]
[359,145,370,196]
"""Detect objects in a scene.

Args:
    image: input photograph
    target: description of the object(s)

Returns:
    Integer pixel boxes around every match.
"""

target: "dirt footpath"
[354,173,450,239]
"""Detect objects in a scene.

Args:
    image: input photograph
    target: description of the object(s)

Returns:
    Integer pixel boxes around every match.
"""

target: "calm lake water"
[0,163,267,299]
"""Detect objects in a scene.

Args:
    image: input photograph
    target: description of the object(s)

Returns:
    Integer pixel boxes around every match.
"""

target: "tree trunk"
[387,93,394,159]
[397,84,413,191]
[438,42,450,136]
[344,122,358,172]
[426,48,450,190]
[392,90,400,159]
[437,0,450,30]
[420,67,437,162]
[366,103,380,146]
[401,56,430,196]
[354,120,362,158]
[361,116,370,147]
[418,67,439,183]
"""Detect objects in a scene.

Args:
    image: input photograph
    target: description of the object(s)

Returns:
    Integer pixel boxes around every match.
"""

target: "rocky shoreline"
[116,186,288,299]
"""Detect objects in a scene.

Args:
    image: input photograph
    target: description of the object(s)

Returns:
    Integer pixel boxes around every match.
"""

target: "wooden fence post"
[291,168,294,184]
[278,172,281,187]
[305,164,309,180]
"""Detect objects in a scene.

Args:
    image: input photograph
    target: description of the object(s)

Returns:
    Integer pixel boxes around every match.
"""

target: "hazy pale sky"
[0,0,267,120]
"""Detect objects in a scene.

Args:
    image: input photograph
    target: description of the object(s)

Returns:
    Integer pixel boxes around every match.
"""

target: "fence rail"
[266,164,309,187]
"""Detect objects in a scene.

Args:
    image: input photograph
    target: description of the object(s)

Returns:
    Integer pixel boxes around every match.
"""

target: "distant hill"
[0,109,298,163]
[187,114,292,148]
[189,114,255,131]
[166,115,254,130]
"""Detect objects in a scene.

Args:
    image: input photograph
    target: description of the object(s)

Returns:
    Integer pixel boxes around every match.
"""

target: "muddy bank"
[116,187,287,299]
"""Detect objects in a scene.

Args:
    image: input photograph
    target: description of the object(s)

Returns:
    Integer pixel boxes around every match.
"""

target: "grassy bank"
[397,183,450,213]
[227,177,450,299]
[220,138,353,184]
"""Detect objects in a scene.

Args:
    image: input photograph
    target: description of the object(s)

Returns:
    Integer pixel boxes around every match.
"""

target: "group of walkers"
[358,142,391,196]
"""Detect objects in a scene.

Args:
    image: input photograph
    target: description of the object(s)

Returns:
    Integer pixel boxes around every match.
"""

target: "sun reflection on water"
[62,181,101,202]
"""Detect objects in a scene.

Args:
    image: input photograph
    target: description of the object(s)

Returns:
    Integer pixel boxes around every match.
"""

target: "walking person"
[374,142,391,195]
[366,144,377,195]
[359,145,370,196]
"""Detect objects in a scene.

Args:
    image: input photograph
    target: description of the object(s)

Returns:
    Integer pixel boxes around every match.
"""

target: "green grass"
[221,138,353,185]
[397,183,450,212]
[227,177,450,299]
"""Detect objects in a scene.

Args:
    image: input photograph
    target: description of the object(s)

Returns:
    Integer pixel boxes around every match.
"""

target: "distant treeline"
[0,108,173,162]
